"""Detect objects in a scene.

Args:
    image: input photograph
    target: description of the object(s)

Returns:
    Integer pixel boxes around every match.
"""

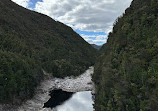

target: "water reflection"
[54,91,94,111]
[44,89,73,108]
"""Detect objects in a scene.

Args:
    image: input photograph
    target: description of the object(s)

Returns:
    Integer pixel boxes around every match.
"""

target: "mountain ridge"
[0,0,97,104]
[93,0,158,110]
[91,44,102,50]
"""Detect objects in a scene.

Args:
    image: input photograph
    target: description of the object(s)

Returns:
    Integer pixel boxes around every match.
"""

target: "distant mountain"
[91,44,102,50]
[0,0,97,104]
[93,0,158,110]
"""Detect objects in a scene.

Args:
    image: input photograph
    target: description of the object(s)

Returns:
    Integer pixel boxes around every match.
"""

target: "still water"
[44,89,94,111]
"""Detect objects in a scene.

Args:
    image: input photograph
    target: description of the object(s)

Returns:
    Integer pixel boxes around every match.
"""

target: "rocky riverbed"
[0,67,95,111]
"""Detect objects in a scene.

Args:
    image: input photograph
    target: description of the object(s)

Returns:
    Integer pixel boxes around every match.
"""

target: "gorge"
[1,0,158,111]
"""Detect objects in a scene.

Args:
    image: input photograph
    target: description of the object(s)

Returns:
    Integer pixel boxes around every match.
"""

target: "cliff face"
[93,0,158,110]
[0,0,97,103]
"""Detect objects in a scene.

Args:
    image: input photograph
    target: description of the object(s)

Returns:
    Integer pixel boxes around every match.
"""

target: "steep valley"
[0,0,97,105]
[0,0,158,111]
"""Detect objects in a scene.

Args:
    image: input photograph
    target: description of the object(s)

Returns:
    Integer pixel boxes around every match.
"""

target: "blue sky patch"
[28,0,42,9]
[75,29,107,36]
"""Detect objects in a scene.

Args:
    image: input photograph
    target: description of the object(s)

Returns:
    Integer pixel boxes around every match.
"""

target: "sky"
[11,0,133,45]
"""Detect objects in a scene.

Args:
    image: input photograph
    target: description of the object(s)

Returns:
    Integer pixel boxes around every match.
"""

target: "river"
[43,90,94,111]
[53,91,94,111]
[0,67,95,111]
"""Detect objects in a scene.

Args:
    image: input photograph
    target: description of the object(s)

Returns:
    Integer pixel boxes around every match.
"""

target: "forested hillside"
[93,0,158,110]
[0,0,97,104]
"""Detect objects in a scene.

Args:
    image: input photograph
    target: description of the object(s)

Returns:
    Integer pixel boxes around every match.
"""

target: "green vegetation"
[0,0,97,104]
[93,0,158,110]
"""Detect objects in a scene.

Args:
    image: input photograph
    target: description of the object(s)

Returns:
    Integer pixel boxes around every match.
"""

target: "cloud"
[34,0,132,32]
[81,34,107,45]
[81,34,107,39]
[11,0,30,8]
[85,39,107,45]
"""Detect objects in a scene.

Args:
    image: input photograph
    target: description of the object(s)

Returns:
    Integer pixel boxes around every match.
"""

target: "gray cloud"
[35,0,132,32]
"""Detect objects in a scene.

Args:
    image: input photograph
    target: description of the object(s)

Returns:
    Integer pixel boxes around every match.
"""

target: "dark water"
[43,89,94,111]
[43,89,73,108]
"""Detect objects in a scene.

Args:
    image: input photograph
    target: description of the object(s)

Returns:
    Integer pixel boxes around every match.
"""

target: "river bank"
[0,67,95,111]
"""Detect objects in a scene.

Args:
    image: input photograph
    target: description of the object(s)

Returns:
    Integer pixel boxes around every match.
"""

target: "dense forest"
[0,0,97,104]
[93,0,158,111]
